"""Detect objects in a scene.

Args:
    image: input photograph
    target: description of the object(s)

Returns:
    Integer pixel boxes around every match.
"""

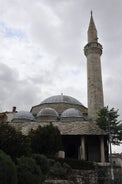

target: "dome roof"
[37,108,58,117]
[13,111,34,120]
[41,94,82,105]
[61,108,83,118]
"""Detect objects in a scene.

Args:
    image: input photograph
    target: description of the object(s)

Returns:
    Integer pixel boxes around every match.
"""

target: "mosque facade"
[0,13,108,163]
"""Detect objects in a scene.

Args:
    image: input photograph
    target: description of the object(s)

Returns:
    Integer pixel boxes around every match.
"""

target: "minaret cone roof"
[88,11,98,43]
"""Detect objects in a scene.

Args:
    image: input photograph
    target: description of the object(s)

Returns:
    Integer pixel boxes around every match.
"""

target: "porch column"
[100,136,105,163]
[80,136,85,160]
[58,151,65,158]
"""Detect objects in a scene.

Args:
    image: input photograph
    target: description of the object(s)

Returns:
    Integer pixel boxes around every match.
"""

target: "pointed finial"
[88,11,98,43]
[91,10,93,16]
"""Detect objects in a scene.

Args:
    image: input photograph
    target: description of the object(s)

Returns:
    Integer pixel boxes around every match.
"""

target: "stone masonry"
[84,12,104,120]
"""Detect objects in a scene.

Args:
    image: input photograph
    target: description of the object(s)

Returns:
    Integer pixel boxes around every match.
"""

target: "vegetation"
[29,123,62,156]
[0,122,96,183]
[32,154,49,181]
[96,106,122,144]
[53,157,95,170]
[0,150,17,184]
[0,124,31,158]
[49,161,72,179]
[0,123,64,183]
[16,156,42,184]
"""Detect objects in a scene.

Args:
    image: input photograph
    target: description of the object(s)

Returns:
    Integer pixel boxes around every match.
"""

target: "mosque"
[0,13,108,163]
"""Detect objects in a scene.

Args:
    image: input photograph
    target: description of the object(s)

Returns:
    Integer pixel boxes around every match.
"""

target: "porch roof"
[53,121,107,135]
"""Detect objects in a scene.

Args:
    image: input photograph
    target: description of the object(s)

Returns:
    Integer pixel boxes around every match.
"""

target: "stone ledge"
[43,180,74,184]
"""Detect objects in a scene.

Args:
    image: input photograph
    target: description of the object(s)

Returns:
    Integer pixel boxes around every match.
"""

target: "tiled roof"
[10,121,107,135]
[53,121,106,135]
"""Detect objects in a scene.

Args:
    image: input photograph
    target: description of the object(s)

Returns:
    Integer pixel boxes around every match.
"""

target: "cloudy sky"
[0,0,122,152]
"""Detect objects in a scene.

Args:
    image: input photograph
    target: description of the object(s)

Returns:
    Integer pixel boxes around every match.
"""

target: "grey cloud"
[0,62,42,111]
[0,63,17,81]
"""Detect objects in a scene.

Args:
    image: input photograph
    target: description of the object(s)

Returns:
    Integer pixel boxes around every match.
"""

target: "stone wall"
[44,180,74,184]
[43,167,122,184]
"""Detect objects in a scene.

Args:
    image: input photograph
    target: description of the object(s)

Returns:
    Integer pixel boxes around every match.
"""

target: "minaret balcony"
[84,42,102,56]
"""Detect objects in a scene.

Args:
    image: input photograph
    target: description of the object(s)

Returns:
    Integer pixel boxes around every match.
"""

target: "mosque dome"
[13,111,34,121]
[31,94,88,117]
[41,94,82,105]
[37,108,58,117]
[61,108,83,118]
[36,108,58,122]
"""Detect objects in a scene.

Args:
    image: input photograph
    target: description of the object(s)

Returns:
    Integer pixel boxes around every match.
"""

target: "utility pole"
[108,114,114,184]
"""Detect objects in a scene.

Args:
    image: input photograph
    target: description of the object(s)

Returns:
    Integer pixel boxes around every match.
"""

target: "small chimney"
[12,106,16,112]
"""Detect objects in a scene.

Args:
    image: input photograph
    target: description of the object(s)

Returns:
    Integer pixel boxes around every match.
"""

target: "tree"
[0,150,17,184]
[16,156,42,184]
[32,154,49,175]
[29,123,62,156]
[32,154,49,181]
[0,124,31,158]
[49,161,72,179]
[96,106,122,144]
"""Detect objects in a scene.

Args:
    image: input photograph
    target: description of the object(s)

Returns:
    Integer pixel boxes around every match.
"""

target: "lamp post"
[108,113,114,183]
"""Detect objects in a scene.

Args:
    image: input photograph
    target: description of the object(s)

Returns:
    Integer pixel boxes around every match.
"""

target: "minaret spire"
[88,11,98,43]
[84,13,104,120]
[91,10,92,16]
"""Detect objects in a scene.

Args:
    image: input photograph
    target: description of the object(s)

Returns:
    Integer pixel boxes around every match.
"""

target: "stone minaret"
[84,12,104,120]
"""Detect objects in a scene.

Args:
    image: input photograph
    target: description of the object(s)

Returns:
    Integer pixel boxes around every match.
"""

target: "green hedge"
[51,157,95,170]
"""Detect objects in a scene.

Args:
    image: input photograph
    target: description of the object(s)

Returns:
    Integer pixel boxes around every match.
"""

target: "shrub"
[16,156,42,184]
[0,150,17,184]
[32,154,49,174]
[54,157,95,170]
[29,123,62,156]
[0,124,31,159]
[49,161,72,179]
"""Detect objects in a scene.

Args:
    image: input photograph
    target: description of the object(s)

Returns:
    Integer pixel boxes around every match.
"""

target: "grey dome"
[37,108,58,117]
[13,111,34,120]
[41,94,82,105]
[61,108,83,118]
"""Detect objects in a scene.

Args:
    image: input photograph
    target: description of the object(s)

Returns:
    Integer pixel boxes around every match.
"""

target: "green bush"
[17,156,42,184]
[32,154,49,175]
[0,124,31,159]
[29,123,62,156]
[49,161,72,179]
[54,157,95,170]
[0,150,17,184]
